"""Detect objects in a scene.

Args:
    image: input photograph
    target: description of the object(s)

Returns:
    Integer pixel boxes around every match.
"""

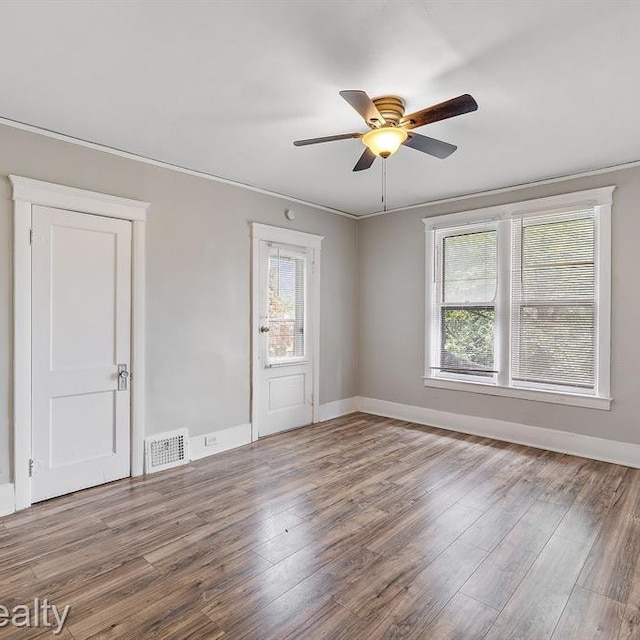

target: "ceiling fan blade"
[294,132,362,146]
[401,94,478,130]
[339,90,386,126]
[403,132,457,159]
[353,147,376,172]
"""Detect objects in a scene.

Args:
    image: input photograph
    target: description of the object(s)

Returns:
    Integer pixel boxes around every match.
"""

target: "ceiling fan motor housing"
[370,95,406,127]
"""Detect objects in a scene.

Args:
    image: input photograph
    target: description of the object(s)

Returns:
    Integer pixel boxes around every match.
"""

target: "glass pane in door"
[268,245,306,362]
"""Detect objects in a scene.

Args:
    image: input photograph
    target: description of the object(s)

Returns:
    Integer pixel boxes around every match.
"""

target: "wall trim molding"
[358,397,640,469]
[190,398,360,462]
[189,424,252,461]
[251,222,324,249]
[316,397,359,422]
[0,483,15,518]
[0,117,357,220]
[10,175,150,221]
[421,185,615,230]
[358,159,640,219]
[3,116,640,222]
[10,177,148,511]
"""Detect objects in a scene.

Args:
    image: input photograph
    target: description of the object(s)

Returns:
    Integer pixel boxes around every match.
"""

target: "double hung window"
[424,187,613,409]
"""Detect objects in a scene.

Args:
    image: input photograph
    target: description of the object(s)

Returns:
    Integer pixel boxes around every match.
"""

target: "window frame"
[423,186,614,411]
[432,221,500,386]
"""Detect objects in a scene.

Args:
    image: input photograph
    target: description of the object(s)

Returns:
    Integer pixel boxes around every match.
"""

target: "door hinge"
[28,459,34,477]
[29,229,33,245]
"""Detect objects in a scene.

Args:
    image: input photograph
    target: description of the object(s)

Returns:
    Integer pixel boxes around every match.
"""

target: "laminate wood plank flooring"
[2,412,640,639]
[551,586,625,640]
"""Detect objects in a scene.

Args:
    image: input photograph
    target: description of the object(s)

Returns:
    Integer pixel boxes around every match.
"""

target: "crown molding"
[2,115,639,222]
[0,116,357,220]
[358,160,640,219]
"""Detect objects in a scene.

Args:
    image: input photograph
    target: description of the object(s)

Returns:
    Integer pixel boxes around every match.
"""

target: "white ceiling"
[1,1,639,216]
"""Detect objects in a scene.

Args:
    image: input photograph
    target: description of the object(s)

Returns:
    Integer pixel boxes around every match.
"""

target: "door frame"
[250,223,322,441]
[10,176,149,511]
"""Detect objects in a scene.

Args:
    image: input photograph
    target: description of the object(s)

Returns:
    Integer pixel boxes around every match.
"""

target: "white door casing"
[251,223,322,439]
[31,206,132,502]
[11,176,149,511]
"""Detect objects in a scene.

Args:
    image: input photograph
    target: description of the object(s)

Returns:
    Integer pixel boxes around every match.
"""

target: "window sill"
[422,376,612,410]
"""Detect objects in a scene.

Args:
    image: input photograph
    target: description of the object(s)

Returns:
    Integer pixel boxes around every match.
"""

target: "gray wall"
[3,120,638,487]
[0,124,359,485]
[359,165,640,445]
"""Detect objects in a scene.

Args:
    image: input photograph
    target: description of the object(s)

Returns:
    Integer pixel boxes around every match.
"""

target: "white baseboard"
[0,483,15,517]
[359,397,640,469]
[189,423,252,461]
[316,397,359,422]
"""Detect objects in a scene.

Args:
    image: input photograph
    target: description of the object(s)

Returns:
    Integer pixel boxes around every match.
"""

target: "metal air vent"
[145,429,189,473]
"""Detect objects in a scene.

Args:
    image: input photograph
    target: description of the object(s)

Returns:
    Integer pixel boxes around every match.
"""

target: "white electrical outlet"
[204,434,217,447]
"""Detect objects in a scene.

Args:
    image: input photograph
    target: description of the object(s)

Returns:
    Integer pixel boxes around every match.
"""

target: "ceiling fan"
[294,91,478,171]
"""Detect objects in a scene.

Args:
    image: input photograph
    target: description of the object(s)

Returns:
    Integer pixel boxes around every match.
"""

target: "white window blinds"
[443,231,498,304]
[425,186,613,406]
[511,211,596,390]
[268,243,306,361]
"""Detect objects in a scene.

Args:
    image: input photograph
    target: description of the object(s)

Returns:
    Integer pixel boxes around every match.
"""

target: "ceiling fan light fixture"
[362,126,408,158]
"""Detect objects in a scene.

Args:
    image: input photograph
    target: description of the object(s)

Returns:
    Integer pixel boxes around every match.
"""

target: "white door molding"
[10,175,149,511]
[251,223,322,442]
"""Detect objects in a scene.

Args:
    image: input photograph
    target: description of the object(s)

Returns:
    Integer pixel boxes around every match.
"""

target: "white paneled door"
[31,205,132,502]
[255,236,318,437]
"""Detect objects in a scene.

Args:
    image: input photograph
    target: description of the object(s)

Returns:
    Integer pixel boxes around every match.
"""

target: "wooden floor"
[2,413,640,639]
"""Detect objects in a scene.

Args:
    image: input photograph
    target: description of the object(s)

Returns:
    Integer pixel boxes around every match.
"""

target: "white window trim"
[10,176,149,511]
[423,186,614,411]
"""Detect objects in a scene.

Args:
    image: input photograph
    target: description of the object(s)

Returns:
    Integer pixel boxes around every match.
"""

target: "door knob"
[259,325,270,333]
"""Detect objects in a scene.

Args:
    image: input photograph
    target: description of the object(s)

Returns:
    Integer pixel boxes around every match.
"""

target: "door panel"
[50,392,115,467]
[269,374,306,411]
[31,205,131,502]
[50,224,117,369]
[257,240,314,437]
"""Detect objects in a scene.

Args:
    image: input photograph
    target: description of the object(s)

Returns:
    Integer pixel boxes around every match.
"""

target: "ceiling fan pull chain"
[382,159,387,212]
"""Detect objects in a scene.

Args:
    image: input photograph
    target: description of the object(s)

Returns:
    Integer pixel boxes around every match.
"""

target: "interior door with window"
[256,240,315,437]
[31,205,132,502]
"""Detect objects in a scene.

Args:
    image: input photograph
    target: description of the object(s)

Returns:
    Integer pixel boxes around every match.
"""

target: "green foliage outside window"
[441,307,495,374]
